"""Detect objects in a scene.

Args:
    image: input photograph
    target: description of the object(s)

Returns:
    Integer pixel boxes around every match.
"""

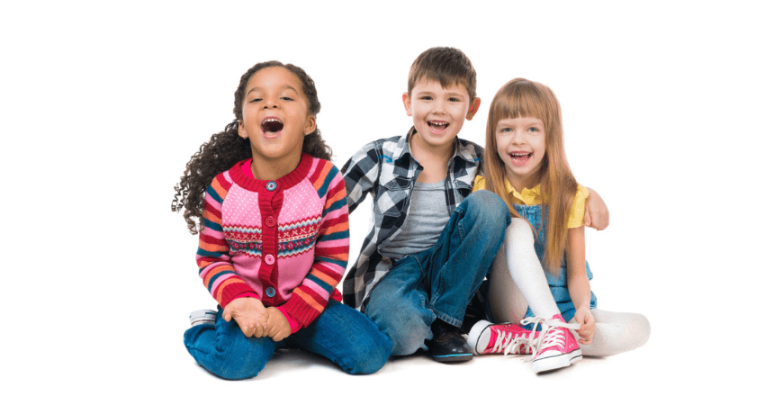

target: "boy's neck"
[410,132,454,183]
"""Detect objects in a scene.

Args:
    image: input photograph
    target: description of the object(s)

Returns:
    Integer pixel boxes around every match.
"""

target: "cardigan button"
[265,216,276,228]
[265,287,276,298]
[264,254,275,265]
[266,181,277,191]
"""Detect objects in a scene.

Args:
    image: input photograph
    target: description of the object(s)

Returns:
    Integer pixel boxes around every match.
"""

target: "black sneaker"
[430,319,473,363]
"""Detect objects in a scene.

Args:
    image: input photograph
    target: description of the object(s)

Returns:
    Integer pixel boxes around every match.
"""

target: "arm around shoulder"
[341,141,381,214]
[583,187,609,231]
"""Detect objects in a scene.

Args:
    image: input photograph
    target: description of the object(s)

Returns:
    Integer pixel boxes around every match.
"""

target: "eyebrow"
[246,85,299,95]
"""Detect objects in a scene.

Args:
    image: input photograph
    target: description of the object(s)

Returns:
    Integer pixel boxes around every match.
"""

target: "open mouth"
[509,152,532,164]
[261,117,284,134]
[428,120,449,133]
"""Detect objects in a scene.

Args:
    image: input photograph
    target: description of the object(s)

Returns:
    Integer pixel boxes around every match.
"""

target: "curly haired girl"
[172,61,391,379]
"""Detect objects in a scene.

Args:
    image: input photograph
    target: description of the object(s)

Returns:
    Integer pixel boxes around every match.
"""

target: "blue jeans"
[365,190,512,356]
[184,299,392,380]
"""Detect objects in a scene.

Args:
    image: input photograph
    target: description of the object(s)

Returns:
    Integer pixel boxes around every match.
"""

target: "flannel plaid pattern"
[341,127,484,310]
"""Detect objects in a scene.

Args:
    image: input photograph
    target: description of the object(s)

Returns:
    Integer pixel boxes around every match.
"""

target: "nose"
[262,95,279,109]
[510,130,525,146]
[432,97,445,114]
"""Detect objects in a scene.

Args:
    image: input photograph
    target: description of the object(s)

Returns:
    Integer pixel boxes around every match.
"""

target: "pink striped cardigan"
[196,154,349,332]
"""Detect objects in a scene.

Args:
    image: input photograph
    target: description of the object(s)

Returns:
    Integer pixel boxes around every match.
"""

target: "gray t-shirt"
[378,180,450,260]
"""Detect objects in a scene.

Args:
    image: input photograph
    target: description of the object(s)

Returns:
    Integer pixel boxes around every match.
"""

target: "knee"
[465,190,512,233]
[343,333,393,375]
[507,218,534,243]
[184,323,271,380]
[504,218,537,258]
[630,313,651,348]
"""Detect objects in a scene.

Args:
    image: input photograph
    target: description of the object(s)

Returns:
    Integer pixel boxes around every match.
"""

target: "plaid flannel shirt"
[341,127,484,311]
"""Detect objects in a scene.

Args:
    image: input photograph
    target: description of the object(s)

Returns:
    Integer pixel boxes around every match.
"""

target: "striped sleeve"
[196,173,258,308]
[280,161,350,330]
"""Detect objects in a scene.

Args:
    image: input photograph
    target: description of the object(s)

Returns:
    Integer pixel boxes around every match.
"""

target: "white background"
[2,1,762,403]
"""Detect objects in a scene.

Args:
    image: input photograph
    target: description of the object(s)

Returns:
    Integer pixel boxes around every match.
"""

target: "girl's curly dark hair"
[171,61,333,234]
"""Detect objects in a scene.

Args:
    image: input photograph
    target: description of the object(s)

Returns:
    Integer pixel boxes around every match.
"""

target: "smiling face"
[237,66,316,170]
[403,79,479,153]
[495,116,547,191]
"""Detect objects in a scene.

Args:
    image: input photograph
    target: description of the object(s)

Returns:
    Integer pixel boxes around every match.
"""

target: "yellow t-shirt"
[473,175,589,228]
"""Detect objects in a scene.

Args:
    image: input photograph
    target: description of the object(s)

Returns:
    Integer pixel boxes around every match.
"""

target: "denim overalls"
[514,203,598,323]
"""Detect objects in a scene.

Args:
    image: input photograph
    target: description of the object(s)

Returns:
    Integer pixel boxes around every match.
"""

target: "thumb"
[222,306,233,322]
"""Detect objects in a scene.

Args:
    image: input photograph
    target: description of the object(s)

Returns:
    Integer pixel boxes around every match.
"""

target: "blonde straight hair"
[483,78,578,276]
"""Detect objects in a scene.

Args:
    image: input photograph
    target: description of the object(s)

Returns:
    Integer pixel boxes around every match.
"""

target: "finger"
[222,308,232,322]
[584,210,592,227]
[253,323,266,339]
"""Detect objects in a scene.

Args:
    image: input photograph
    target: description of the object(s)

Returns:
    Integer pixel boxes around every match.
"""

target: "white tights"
[487,219,651,357]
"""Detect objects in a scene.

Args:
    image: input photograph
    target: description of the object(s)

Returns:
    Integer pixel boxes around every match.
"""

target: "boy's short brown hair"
[407,47,477,102]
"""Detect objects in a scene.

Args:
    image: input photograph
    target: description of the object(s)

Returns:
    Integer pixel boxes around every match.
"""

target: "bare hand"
[584,188,609,231]
[222,297,269,338]
[574,308,596,345]
[265,307,292,342]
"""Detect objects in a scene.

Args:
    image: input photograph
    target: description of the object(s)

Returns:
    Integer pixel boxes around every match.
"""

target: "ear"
[466,97,481,120]
[303,115,317,135]
[402,92,413,117]
[237,120,248,139]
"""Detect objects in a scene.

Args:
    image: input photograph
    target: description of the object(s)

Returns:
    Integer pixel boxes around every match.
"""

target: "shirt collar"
[396,126,480,166]
[504,180,543,206]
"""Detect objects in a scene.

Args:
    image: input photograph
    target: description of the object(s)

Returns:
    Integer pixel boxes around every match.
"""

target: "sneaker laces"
[506,316,580,358]
[489,328,533,355]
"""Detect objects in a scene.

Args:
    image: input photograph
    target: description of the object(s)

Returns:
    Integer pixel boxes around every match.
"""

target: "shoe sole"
[532,349,582,373]
[466,320,493,354]
[432,353,473,363]
[189,309,218,326]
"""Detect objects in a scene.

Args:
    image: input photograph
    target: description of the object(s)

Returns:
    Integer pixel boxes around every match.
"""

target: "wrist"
[277,307,300,334]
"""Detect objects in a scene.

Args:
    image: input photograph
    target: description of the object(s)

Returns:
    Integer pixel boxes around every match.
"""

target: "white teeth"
[263,118,281,123]
[511,153,531,157]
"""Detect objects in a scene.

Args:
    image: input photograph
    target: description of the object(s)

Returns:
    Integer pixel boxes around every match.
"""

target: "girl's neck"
[249,151,302,180]
[507,171,542,192]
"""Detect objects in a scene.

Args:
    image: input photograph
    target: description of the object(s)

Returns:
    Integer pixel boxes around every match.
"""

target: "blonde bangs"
[491,79,555,129]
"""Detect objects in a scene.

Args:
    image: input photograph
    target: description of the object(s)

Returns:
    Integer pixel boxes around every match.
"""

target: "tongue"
[512,154,530,164]
[429,123,447,134]
[262,122,283,133]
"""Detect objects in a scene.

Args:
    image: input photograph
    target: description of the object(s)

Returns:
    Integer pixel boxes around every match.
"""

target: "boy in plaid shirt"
[341,47,608,362]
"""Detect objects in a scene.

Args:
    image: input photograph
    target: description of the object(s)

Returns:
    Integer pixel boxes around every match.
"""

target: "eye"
[449,97,460,102]
[250,97,262,102]
[281,96,293,101]
[529,127,539,132]
[420,96,433,101]
[498,127,512,133]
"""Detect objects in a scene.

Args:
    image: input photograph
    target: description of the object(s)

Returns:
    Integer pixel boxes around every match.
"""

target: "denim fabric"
[365,190,512,356]
[184,299,392,379]
[513,204,597,323]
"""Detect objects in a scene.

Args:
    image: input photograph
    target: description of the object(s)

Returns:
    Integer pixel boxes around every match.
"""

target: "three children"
[174,48,645,378]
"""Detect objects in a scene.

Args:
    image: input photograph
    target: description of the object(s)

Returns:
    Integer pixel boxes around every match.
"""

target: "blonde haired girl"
[467,78,650,373]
